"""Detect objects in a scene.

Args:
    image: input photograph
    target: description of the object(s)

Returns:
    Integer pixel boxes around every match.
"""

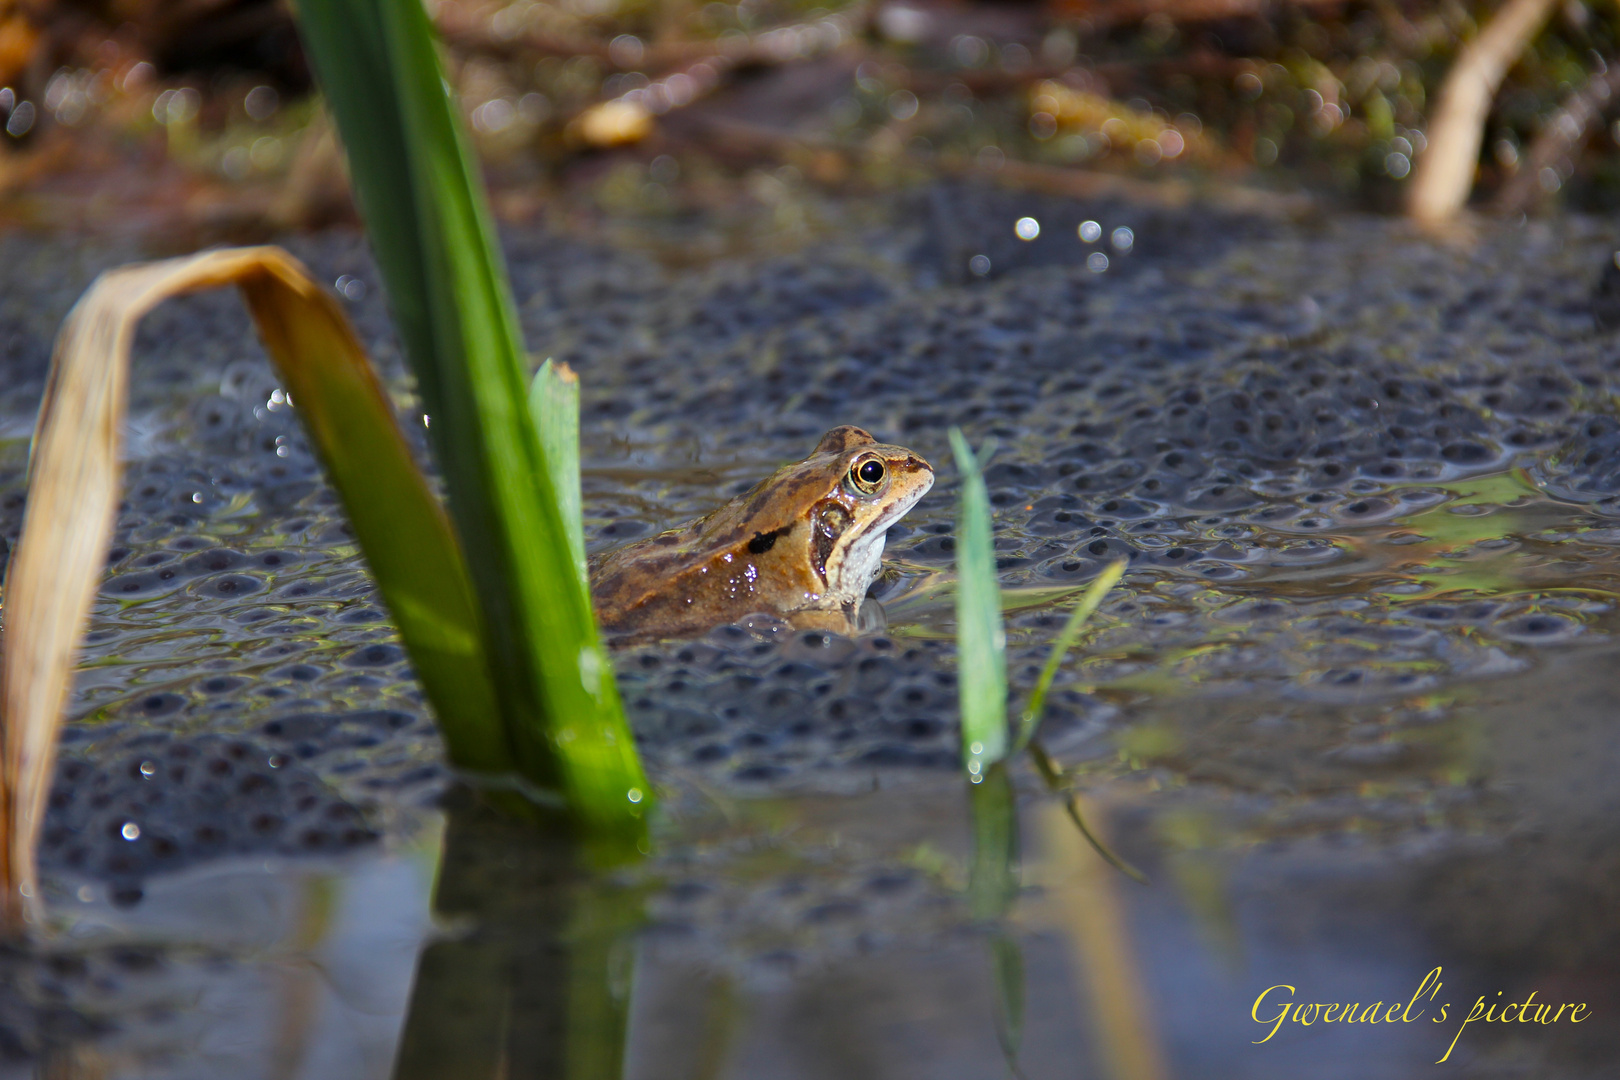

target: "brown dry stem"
[1408,0,1560,226]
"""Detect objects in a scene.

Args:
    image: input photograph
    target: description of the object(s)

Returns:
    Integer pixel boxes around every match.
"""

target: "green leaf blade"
[950,427,1008,777]
[296,0,649,836]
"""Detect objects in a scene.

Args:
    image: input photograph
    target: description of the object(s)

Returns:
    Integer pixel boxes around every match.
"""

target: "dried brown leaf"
[0,246,494,934]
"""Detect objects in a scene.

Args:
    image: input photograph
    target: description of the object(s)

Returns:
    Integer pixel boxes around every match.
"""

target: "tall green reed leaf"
[1014,559,1126,752]
[949,428,1008,779]
[295,0,648,836]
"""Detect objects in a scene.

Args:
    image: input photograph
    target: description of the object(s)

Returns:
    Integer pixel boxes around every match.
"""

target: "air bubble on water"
[1079,220,1102,243]
[121,822,141,841]
[1015,216,1040,241]
[1088,251,1110,273]
[969,254,992,276]
[139,760,156,778]
[1111,226,1135,252]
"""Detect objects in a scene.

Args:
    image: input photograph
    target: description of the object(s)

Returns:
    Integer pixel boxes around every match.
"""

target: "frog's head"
[800,426,933,606]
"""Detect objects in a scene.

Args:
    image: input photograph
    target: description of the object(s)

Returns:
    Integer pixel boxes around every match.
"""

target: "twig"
[1408,0,1561,226]
[1053,0,1351,30]
[1491,58,1620,215]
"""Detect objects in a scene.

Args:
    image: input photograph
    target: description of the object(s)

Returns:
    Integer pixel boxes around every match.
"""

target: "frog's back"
[588,467,825,639]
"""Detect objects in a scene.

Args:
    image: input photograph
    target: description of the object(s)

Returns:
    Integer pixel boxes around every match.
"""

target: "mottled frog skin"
[590,426,934,641]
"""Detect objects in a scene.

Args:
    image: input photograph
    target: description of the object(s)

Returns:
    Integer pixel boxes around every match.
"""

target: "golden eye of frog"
[590,426,934,641]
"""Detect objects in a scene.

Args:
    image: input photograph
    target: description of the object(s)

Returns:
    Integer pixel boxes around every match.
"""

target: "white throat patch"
[827,532,885,606]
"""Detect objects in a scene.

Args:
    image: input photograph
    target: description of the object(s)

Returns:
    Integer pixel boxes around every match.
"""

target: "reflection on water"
[1035,796,1167,1080]
[967,766,1024,1073]
[16,713,1620,1079]
[12,466,1620,1079]
[391,794,642,1080]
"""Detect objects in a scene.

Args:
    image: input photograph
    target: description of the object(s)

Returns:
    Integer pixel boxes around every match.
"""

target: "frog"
[590,426,934,641]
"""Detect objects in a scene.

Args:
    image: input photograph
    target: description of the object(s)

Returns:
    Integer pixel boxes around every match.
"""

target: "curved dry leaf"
[0,246,502,934]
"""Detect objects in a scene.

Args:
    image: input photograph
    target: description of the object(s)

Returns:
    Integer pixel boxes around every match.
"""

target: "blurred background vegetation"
[1,0,1617,237]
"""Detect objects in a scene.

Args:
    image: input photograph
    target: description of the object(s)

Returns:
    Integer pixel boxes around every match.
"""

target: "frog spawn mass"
[1,189,1620,878]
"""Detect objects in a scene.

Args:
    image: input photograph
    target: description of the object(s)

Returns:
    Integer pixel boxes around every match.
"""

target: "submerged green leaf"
[295,0,648,836]
[950,428,1008,776]
[1027,742,1148,885]
[968,764,1025,1075]
[967,762,1020,921]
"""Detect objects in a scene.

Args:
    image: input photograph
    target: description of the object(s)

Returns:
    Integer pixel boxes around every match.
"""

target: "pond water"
[2,186,1618,1078]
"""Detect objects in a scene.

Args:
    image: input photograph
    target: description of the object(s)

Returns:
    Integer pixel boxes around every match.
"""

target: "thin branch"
[1054,0,1351,30]
[1408,0,1561,225]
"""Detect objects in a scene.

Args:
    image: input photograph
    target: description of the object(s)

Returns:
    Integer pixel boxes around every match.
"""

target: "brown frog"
[590,426,934,641]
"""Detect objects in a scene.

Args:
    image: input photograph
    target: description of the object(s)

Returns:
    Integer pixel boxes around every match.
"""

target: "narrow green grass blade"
[1013,559,1126,752]
[295,0,650,836]
[950,428,1008,777]
[529,359,586,582]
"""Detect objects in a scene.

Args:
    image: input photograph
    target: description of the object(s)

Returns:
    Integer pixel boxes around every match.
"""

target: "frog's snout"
[897,454,932,475]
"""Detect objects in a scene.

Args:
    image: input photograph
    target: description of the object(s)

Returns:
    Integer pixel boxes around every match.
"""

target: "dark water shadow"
[968,765,1026,1080]
[391,790,645,1080]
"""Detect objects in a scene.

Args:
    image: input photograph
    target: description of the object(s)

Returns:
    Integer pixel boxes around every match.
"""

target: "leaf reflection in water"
[391,793,645,1080]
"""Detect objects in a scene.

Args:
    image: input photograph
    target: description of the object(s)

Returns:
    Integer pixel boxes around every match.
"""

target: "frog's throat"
[819,473,933,607]
[826,531,886,607]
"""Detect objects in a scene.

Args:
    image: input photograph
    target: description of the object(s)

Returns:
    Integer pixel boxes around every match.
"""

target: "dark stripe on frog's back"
[589,469,827,621]
[593,519,816,633]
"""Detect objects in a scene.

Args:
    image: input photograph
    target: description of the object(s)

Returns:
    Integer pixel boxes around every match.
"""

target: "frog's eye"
[849,457,886,494]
